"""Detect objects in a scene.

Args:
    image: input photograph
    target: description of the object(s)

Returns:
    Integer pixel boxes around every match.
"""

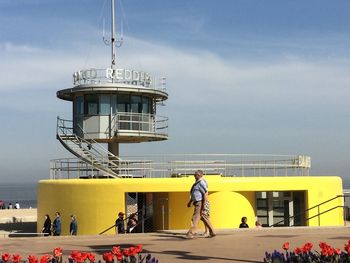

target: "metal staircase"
[56,117,121,178]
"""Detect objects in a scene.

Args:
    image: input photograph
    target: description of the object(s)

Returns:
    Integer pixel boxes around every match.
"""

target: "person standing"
[41,214,52,236]
[115,212,125,234]
[186,170,216,238]
[52,212,62,236]
[15,202,20,209]
[70,215,78,235]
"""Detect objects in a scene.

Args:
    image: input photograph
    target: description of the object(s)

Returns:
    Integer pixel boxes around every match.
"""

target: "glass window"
[85,94,99,115]
[257,199,267,208]
[111,95,117,114]
[131,95,142,113]
[100,95,110,115]
[117,94,130,112]
[142,97,150,114]
[75,96,84,115]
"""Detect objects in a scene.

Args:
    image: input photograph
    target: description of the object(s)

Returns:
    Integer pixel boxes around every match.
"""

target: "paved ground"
[0,227,349,262]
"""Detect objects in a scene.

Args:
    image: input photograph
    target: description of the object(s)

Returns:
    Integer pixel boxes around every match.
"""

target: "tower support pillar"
[108,142,119,157]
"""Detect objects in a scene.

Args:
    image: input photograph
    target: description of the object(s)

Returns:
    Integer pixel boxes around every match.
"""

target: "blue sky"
[1,0,350,183]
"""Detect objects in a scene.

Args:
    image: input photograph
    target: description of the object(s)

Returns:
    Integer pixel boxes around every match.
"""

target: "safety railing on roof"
[50,154,311,179]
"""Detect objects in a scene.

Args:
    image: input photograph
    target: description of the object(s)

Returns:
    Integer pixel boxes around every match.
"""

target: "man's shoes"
[206,233,216,238]
[186,234,194,239]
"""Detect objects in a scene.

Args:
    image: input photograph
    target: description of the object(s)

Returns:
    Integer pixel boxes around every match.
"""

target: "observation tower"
[55,0,168,178]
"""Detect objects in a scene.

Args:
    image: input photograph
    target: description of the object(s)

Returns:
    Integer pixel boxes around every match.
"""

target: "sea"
[0,183,37,209]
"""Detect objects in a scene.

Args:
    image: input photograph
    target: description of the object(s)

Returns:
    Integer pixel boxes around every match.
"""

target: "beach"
[0,208,37,237]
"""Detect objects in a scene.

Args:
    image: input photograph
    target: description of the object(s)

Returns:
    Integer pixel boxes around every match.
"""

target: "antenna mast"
[111,0,116,70]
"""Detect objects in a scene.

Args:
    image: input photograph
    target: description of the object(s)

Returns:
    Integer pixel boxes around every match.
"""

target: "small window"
[142,97,150,114]
[100,95,110,115]
[117,94,130,113]
[85,94,99,115]
[75,96,84,115]
[131,95,142,113]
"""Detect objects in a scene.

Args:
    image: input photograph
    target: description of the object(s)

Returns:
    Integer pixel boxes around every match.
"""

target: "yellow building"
[37,175,344,235]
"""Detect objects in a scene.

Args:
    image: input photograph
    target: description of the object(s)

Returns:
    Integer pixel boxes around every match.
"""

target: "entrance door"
[256,191,298,227]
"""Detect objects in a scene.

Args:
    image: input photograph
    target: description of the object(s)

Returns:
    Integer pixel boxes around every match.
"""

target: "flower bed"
[1,245,158,263]
[264,240,350,262]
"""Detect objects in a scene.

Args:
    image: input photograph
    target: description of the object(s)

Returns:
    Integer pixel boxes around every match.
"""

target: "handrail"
[76,123,121,163]
[270,194,350,227]
[99,204,152,235]
[56,117,120,178]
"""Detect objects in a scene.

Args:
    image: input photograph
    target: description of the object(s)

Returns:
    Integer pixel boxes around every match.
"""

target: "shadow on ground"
[0,222,37,237]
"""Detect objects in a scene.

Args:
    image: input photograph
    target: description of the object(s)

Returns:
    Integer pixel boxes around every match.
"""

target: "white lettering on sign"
[73,68,154,87]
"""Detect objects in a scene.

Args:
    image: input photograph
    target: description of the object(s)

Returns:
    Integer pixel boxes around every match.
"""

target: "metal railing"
[271,194,349,227]
[50,154,311,179]
[99,203,153,235]
[56,117,121,178]
[108,112,168,137]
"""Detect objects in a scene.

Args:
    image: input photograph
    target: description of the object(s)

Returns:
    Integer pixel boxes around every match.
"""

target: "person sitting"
[255,220,263,228]
[127,213,138,233]
[239,216,249,228]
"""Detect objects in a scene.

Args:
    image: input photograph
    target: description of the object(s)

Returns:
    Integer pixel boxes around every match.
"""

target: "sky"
[0,0,350,184]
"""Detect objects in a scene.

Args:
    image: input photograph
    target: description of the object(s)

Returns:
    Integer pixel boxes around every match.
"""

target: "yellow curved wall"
[37,176,344,235]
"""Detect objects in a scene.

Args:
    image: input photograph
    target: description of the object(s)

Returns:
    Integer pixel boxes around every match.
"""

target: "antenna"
[102,0,124,71]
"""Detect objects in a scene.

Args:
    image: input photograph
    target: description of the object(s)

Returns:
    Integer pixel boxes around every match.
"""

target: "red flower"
[75,254,85,263]
[28,255,38,263]
[87,253,96,262]
[70,250,80,260]
[112,246,121,255]
[335,248,341,255]
[345,243,350,253]
[103,252,114,263]
[116,253,123,261]
[282,242,289,251]
[53,247,63,258]
[122,248,130,257]
[2,253,10,262]
[12,254,22,263]
[81,252,88,261]
[39,254,51,263]
[302,242,313,252]
[321,249,328,256]
[135,244,143,254]
[319,242,330,250]
[328,248,334,256]
[128,247,137,257]
[294,247,302,255]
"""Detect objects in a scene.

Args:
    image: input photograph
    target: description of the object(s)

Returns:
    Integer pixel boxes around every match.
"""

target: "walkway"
[0,227,349,262]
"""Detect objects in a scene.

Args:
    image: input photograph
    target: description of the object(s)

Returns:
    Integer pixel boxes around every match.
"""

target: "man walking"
[186,170,216,238]
[52,212,62,236]
[115,212,125,234]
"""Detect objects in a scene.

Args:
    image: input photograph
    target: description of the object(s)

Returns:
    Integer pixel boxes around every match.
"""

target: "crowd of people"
[0,201,20,209]
[41,212,77,236]
[115,212,139,234]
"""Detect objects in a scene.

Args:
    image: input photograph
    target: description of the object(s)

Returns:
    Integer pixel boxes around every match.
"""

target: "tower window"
[85,94,99,115]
